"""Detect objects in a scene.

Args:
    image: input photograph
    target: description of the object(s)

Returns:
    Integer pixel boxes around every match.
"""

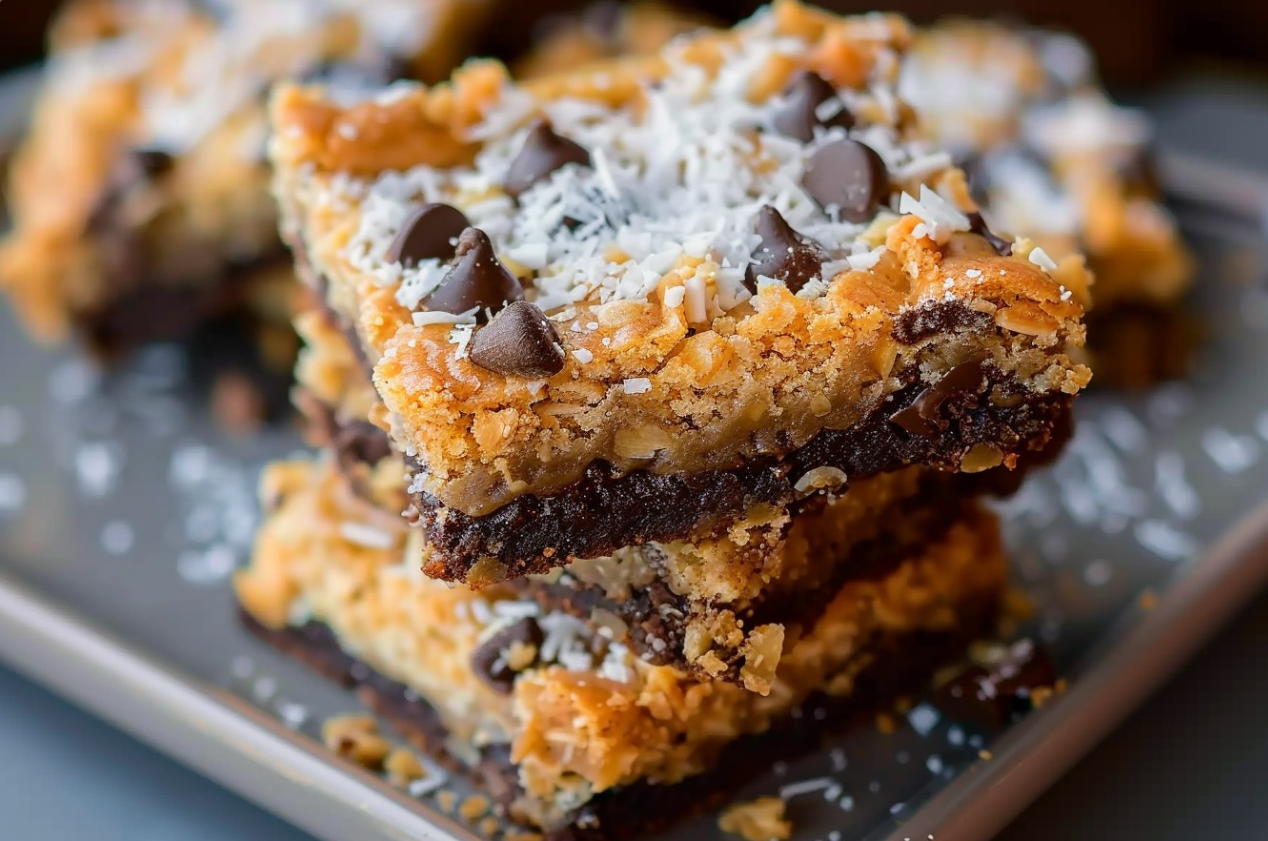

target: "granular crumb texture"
[269,0,1091,583]
[384,746,428,787]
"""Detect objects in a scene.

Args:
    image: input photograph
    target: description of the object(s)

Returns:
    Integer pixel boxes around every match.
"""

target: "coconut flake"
[339,521,395,550]
[412,307,478,327]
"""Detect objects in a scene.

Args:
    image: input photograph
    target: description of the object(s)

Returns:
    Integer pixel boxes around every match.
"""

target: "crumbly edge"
[517,466,972,691]
[903,21,1193,313]
[234,456,1006,826]
[271,10,1091,518]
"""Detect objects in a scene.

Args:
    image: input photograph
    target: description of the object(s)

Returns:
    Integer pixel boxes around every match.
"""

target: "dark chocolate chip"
[422,227,524,322]
[130,147,176,178]
[470,617,544,694]
[744,205,826,293]
[771,71,856,142]
[935,638,1057,728]
[890,356,988,436]
[504,121,591,200]
[469,301,566,378]
[803,139,889,223]
[968,211,1013,257]
[387,203,471,267]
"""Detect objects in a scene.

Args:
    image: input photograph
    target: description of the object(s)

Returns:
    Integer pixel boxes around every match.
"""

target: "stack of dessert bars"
[235,1,1092,835]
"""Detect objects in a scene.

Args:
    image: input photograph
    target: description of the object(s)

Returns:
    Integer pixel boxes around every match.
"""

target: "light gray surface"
[2,75,1268,841]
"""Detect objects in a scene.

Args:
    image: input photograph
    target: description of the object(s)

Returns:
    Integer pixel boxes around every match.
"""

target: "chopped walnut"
[718,797,792,841]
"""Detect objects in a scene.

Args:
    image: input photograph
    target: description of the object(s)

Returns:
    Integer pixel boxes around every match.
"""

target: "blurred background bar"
[1,0,1267,85]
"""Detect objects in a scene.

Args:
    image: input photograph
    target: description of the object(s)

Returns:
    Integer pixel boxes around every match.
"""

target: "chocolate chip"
[504,121,591,200]
[968,211,1013,257]
[744,206,825,293]
[890,356,988,436]
[469,301,566,378]
[387,203,471,267]
[771,71,856,142]
[130,147,175,178]
[470,617,544,694]
[803,139,889,223]
[422,228,524,322]
[936,638,1057,728]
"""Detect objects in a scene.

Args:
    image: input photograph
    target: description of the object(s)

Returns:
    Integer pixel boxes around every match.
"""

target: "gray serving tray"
[2,70,1268,841]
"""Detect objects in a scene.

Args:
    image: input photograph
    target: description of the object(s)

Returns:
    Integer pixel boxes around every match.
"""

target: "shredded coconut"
[1028,246,1059,272]
[336,21,960,318]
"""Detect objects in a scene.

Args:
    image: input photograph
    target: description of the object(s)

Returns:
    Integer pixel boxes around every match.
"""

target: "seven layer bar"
[269,0,1090,584]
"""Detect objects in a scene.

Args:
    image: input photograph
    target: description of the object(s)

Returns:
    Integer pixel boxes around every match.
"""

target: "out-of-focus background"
[1,0,1267,85]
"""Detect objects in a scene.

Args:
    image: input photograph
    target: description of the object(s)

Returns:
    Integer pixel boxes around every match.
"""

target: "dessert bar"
[269,1,1092,583]
[0,0,486,354]
[236,457,1006,836]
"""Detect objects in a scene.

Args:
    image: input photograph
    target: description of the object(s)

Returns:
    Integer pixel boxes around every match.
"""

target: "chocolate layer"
[240,601,998,840]
[412,360,1071,582]
[511,471,974,680]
